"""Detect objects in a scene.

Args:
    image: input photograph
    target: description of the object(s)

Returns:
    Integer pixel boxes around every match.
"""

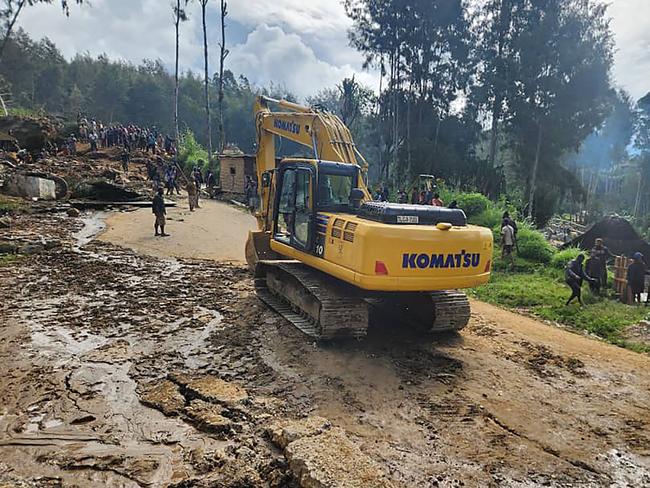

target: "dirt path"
[1,210,649,487]
[99,197,257,262]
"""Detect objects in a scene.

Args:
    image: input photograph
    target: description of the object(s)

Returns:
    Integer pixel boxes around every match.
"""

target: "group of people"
[374,185,447,207]
[564,239,647,306]
[77,114,176,156]
[151,161,220,237]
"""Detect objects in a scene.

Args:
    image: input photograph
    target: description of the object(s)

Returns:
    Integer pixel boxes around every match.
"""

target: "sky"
[14,0,650,102]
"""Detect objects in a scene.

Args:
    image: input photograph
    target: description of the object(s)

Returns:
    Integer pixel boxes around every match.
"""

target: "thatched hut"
[562,216,650,257]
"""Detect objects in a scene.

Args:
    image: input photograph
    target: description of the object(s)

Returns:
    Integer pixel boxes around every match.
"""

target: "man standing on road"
[152,188,168,237]
[187,179,199,211]
[501,220,516,271]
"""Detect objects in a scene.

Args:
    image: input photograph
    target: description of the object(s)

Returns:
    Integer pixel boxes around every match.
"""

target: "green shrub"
[454,192,490,218]
[178,129,209,172]
[469,206,502,229]
[550,247,582,269]
[516,224,554,263]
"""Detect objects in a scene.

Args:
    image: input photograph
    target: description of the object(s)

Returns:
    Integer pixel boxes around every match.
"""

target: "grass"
[0,254,19,267]
[0,195,24,213]
[471,254,650,352]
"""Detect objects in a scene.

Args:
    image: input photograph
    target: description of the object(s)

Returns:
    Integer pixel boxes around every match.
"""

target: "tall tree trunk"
[201,0,213,162]
[174,0,181,161]
[488,0,511,170]
[0,0,27,64]
[217,0,228,152]
[390,49,399,184]
[528,122,543,220]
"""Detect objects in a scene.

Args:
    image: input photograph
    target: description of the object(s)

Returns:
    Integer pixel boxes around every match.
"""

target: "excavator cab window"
[316,162,359,212]
[274,165,314,251]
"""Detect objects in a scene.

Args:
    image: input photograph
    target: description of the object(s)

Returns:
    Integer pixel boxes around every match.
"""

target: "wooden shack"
[219,152,256,195]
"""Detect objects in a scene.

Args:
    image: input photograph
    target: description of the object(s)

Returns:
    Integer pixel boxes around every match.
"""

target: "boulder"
[0,116,60,151]
[268,417,332,449]
[284,427,394,488]
[3,174,56,200]
[72,180,143,201]
[67,207,81,217]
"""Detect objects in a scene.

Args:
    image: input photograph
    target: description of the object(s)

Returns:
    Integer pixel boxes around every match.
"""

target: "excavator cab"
[271,159,363,258]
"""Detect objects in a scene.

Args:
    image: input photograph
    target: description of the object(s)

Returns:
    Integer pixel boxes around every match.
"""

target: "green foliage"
[550,247,582,269]
[0,254,19,267]
[472,268,649,348]
[516,223,554,263]
[469,207,502,229]
[178,129,209,172]
[0,195,24,214]
[453,192,489,218]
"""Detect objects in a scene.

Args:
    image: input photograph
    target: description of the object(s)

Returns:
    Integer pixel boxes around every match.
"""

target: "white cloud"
[227,23,376,99]
[17,0,203,72]
[609,0,650,100]
[13,0,648,102]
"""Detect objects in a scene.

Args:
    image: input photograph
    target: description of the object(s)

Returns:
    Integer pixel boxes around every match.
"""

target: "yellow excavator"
[245,96,493,340]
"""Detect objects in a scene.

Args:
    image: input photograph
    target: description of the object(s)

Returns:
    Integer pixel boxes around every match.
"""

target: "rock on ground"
[284,427,395,488]
[139,379,186,416]
[185,399,236,437]
[172,373,249,406]
[268,416,332,449]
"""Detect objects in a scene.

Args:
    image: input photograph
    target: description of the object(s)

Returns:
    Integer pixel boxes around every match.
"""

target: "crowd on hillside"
[77,114,176,156]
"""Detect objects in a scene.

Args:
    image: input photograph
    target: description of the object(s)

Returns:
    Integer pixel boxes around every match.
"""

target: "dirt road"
[99,198,256,262]
[0,208,649,487]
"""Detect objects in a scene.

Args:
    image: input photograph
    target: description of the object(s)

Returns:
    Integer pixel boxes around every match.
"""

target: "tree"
[199,0,212,161]
[345,0,474,185]
[0,0,83,63]
[217,0,228,151]
[504,0,613,221]
[172,0,190,159]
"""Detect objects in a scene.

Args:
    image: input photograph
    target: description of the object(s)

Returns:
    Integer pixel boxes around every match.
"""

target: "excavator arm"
[253,96,370,231]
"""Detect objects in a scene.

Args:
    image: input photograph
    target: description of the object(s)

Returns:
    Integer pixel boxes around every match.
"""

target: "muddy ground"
[1,207,650,487]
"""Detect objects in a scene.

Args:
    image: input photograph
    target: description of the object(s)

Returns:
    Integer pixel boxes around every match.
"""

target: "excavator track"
[254,260,369,340]
[368,290,471,333]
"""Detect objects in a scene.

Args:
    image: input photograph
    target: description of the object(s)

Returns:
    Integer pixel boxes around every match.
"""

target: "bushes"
[516,224,554,263]
[178,129,209,172]
[469,207,502,229]
[550,247,582,269]
[454,192,489,218]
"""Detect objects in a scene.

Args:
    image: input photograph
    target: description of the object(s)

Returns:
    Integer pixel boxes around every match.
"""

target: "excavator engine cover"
[357,202,467,226]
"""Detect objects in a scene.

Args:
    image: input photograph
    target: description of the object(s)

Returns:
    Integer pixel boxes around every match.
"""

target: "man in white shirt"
[501,222,515,270]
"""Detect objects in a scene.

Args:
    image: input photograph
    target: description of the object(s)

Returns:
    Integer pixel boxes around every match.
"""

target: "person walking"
[152,188,168,237]
[565,254,596,306]
[501,219,516,271]
[627,252,647,304]
[187,179,199,211]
